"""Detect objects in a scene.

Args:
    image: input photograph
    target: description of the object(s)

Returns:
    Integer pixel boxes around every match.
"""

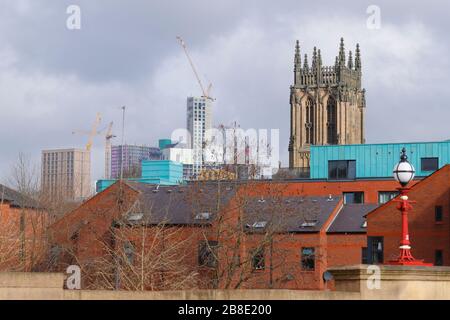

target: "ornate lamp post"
[387,148,432,266]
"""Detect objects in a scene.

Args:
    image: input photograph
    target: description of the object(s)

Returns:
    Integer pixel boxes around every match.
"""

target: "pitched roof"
[366,164,450,218]
[242,195,342,233]
[122,181,238,225]
[122,182,347,232]
[327,204,378,233]
[0,184,39,209]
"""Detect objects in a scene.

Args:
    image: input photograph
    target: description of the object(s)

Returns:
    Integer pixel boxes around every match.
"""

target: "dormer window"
[301,220,318,228]
[195,212,211,220]
[128,213,144,222]
[246,221,267,229]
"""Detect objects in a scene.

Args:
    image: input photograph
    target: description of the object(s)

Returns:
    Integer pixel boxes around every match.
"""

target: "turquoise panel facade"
[158,139,172,150]
[96,160,183,192]
[141,160,183,182]
[310,140,450,179]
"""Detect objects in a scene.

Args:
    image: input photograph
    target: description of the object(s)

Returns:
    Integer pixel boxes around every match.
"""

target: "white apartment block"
[186,96,212,177]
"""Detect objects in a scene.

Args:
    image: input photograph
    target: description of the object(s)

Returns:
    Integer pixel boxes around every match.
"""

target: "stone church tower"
[288,38,366,168]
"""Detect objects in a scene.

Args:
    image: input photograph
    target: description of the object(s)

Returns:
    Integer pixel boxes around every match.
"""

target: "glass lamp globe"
[393,148,415,187]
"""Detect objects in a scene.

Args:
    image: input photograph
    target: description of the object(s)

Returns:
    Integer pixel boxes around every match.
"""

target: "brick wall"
[49,178,404,290]
[0,202,48,271]
[367,165,450,265]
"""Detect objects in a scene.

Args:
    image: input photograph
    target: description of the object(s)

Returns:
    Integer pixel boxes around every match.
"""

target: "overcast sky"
[0,0,449,185]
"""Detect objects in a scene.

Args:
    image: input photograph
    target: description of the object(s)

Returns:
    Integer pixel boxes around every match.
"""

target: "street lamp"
[388,148,432,266]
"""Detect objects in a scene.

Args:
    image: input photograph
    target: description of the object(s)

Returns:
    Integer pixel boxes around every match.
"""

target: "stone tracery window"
[327,96,338,144]
[305,98,314,144]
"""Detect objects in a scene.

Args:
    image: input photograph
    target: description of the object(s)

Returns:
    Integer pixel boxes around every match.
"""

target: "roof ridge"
[367,164,450,217]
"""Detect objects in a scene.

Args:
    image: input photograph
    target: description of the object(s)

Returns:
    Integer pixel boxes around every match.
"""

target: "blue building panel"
[96,160,183,192]
[310,140,450,180]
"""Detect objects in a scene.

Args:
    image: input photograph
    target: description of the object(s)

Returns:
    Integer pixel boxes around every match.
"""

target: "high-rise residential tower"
[288,38,366,168]
[41,148,91,200]
[186,96,213,177]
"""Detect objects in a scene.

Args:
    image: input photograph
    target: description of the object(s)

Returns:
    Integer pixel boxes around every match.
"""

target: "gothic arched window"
[305,98,314,144]
[327,96,338,144]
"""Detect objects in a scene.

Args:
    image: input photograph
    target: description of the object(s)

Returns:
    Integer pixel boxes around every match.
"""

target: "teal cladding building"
[96,160,183,192]
[310,140,450,180]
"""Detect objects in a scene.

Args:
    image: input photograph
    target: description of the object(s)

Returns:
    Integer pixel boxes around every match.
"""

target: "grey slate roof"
[0,184,39,208]
[242,195,342,233]
[118,181,378,234]
[122,181,238,225]
[327,204,379,233]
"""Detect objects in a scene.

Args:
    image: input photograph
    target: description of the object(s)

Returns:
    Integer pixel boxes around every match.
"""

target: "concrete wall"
[0,272,359,300]
[330,264,450,300]
[5,266,450,300]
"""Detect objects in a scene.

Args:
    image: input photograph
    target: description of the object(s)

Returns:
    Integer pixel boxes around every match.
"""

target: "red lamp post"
[387,148,432,266]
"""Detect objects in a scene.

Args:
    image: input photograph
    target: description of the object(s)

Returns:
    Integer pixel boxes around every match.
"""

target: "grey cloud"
[0,0,449,185]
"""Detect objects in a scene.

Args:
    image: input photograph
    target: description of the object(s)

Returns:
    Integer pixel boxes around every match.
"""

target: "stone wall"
[0,272,358,300]
[4,265,450,300]
[330,264,450,300]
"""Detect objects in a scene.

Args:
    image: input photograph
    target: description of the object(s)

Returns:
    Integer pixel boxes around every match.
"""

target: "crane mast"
[104,121,116,179]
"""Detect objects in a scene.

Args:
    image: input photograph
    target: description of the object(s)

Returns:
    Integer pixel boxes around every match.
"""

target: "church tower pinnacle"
[289,38,366,169]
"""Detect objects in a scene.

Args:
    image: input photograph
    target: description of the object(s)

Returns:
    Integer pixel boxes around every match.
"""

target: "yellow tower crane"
[72,114,117,179]
[72,112,102,152]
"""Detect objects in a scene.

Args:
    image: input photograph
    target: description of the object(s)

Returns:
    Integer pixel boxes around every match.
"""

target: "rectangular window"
[123,241,135,265]
[435,250,443,266]
[301,247,315,271]
[344,192,364,204]
[361,247,368,264]
[367,237,383,264]
[251,248,265,270]
[198,241,218,268]
[328,160,356,180]
[378,191,399,204]
[435,206,443,222]
[421,157,439,171]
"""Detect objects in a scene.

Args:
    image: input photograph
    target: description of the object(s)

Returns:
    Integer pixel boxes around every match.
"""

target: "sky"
[0,0,449,186]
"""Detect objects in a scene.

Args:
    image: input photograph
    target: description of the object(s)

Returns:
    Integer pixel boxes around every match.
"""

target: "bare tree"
[49,183,201,290]
[121,164,142,179]
[0,153,49,271]
[190,178,325,290]
[0,186,23,270]
[85,220,200,290]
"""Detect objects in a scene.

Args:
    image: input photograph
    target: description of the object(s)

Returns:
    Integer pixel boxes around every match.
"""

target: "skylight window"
[301,220,318,227]
[128,213,144,221]
[251,221,267,228]
[195,212,211,220]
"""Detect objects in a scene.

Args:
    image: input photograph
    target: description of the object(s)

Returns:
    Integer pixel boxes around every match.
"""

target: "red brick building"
[366,165,450,266]
[49,177,411,290]
[0,184,48,271]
